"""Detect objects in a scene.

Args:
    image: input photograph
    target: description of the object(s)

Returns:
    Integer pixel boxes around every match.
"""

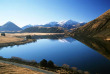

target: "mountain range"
[0,21,22,31]
[72,9,110,38]
[22,24,33,30]
[0,20,86,32]
[22,20,86,30]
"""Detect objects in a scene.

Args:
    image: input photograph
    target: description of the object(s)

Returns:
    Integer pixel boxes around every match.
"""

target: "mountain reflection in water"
[74,37,110,60]
[0,35,110,74]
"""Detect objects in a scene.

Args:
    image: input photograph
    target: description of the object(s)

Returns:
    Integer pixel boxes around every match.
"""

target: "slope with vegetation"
[0,56,89,74]
[72,9,110,38]
[0,62,44,74]
[22,27,64,33]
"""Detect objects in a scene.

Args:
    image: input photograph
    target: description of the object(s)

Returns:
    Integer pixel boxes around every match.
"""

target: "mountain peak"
[0,21,22,31]
[66,20,78,24]
[6,21,14,24]
[4,21,15,26]
[47,21,58,25]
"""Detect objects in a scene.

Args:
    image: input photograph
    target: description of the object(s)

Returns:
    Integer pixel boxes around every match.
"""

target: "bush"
[10,56,23,61]
[62,64,70,69]
[0,56,4,59]
[26,35,32,39]
[29,60,37,66]
[1,33,5,36]
[40,59,47,67]
[47,60,54,68]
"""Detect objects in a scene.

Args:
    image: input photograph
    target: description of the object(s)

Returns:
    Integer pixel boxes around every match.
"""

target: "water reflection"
[32,35,66,39]
[32,35,76,43]
[0,36,110,74]
[59,37,76,43]
[0,35,69,49]
[74,37,110,60]
[0,40,37,50]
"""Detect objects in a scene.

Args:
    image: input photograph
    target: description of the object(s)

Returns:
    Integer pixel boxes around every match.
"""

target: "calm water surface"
[0,36,110,74]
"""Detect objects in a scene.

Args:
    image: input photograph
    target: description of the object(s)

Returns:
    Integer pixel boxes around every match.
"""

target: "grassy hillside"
[72,9,110,38]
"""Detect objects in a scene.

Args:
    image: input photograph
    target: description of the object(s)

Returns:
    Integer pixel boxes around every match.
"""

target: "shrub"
[26,35,32,39]
[1,33,5,36]
[29,60,37,66]
[10,56,23,61]
[47,60,54,68]
[0,56,4,59]
[62,64,70,69]
[40,59,47,67]
[71,67,77,71]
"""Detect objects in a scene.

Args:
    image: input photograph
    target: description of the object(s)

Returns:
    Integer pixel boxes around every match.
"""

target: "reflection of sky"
[0,37,110,74]
[59,37,76,43]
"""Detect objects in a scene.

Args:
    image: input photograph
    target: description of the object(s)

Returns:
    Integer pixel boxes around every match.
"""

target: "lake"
[0,35,110,74]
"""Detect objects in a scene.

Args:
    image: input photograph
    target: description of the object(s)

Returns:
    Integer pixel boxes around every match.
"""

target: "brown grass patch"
[0,62,44,74]
[5,33,64,37]
[0,36,24,43]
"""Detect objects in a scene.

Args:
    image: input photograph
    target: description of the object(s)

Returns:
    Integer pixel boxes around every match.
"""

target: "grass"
[0,36,24,43]
[0,35,36,47]
[5,33,64,37]
[0,56,90,74]
[0,33,64,47]
[0,62,44,74]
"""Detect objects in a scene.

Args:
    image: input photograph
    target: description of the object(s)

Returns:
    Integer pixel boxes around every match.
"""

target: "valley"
[0,0,109,73]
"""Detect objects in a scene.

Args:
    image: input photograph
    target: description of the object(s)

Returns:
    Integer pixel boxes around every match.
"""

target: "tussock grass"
[0,62,44,74]
[0,56,90,74]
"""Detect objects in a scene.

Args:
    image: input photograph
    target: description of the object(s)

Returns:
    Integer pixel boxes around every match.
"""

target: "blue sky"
[0,0,109,27]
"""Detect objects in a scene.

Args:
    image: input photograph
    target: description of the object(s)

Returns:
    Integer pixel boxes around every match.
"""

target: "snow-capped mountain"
[22,24,33,30]
[60,20,78,25]
[79,22,86,26]
[47,22,58,25]
[22,20,86,30]
[44,22,60,27]
[58,20,79,29]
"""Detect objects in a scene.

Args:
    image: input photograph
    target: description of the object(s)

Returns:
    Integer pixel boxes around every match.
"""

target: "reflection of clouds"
[59,37,76,43]
[58,39,69,43]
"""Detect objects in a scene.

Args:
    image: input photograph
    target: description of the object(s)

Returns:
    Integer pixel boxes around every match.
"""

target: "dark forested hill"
[22,27,64,33]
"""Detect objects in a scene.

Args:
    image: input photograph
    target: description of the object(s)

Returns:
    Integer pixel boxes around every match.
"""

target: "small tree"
[40,59,47,67]
[1,33,5,36]
[26,35,32,40]
[47,60,54,68]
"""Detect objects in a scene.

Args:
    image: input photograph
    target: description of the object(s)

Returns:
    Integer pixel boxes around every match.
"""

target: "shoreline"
[0,33,64,47]
[0,56,89,74]
[0,38,36,47]
[0,60,52,74]
[5,33,65,37]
